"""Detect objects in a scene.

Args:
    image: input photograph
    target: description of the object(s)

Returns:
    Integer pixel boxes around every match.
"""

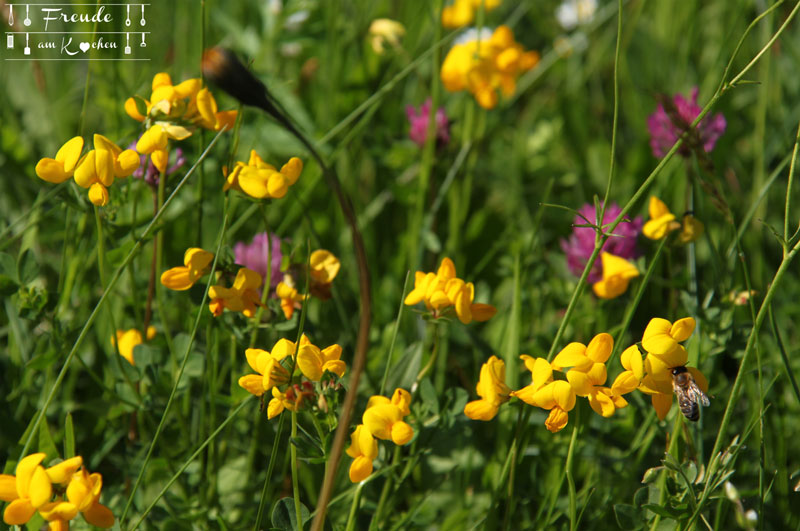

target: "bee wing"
[689,383,710,407]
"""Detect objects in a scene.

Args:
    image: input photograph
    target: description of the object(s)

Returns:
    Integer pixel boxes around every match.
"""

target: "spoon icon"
[24,5,31,26]
[140,4,146,26]
[140,32,146,47]
[125,4,131,26]
[8,4,13,25]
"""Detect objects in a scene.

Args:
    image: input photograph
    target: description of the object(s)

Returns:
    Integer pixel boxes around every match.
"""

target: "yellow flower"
[363,389,414,445]
[160,248,215,290]
[35,137,84,183]
[309,250,340,285]
[208,267,264,317]
[346,425,378,482]
[276,274,307,319]
[125,72,236,133]
[641,317,696,356]
[404,257,497,323]
[368,19,405,54]
[238,339,296,397]
[592,252,639,299]
[441,26,539,109]
[112,326,156,365]
[0,453,52,525]
[267,386,298,419]
[39,468,114,529]
[464,355,511,421]
[610,344,645,395]
[224,150,303,200]
[296,337,346,381]
[441,0,501,28]
[642,196,702,243]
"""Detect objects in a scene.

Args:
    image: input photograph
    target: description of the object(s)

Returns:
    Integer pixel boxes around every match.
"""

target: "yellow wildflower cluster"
[612,317,709,420]
[0,454,113,529]
[441,26,539,109]
[643,196,704,243]
[35,135,140,206]
[224,149,303,200]
[127,73,237,173]
[347,388,414,483]
[441,0,501,28]
[404,257,497,324]
[112,326,156,365]
[238,336,346,419]
[466,333,629,432]
[277,249,341,319]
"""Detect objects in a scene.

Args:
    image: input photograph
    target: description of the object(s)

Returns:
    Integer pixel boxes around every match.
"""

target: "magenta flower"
[560,203,643,283]
[647,87,726,158]
[234,232,283,290]
[406,98,449,148]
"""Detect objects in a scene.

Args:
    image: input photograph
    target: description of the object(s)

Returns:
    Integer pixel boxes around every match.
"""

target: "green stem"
[370,444,402,530]
[415,322,440,383]
[598,0,624,226]
[344,483,364,531]
[784,118,800,248]
[291,410,304,531]
[566,406,581,531]
[380,271,411,396]
[254,410,288,530]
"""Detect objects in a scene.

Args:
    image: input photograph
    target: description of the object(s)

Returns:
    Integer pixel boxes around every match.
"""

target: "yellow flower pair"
[35,135,140,206]
[643,196,704,243]
[347,389,414,483]
[404,257,497,324]
[0,454,113,529]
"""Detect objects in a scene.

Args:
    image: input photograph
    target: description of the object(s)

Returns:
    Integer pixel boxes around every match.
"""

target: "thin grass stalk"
[379,271,411,396]
[598,0,623,229]
[768,305,800,404]
[784,119,800,248]
[291,410,303,530]
[254,408,288,530]
[565,405,581,531]
[129,400,250,530]
[344,482,364,531]
[119,208,231,524]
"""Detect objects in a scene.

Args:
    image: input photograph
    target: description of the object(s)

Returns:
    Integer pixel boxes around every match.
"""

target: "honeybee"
[671,366,710,421]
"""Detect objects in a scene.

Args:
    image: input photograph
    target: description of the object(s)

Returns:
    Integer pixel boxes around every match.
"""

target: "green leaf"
[64,413,75,458]
[419,377,439,416]
[17,249,39,285]
[0,252,17,281]
[641,504,683,520]
[271,497,310,531]
[289,435,324,460]
[613,504,641,530]
[38,419,59,461]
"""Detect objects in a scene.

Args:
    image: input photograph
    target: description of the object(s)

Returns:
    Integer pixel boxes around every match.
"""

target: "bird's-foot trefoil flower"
[224,150,303,200]
[441,0,501,28]
[112,326,156,365]
[238,338,296,397]
[208,267,264,317]
[592,252,639,300]
[346,424,378,482]
[368,19,405,54]
[441,25,539,109]
[276,273,307,319]
[642,196,704,244]
[464,355,511,421]
[404,257,497,324]
[161,248,215,291]
[0,453,53,525]
[296,335,346,381]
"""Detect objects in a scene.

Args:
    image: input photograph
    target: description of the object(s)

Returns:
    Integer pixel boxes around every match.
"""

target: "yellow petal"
[679,216,704,243]
[16,454,46,497]
[174,78,201,99]
[125,95,147,121]
[271,338,297,361]
[297,344,323,381]
[652,392,673,420]
[88,183,109,206]
[611,371,640,396]
[322,359,347,378]
[586,362,607,386]
[464,399,500,421]
[391,388,412,416]
[688,367,709,393]
[651,344,689,369]
[566,369,593,397]
[151,149,168,173]
[73,150,98,188]
[35,158,73,183]
[438,257,457,279]
[586,332,613,363]
[642,318,676,355]
[39,500,79,521]
[160,267,193,290]
[670,317,696,342]
[28,466,52,507]
[116,149,141,177]
[232,267,262,291]
[470,303,497,322]
[237,167,270,198]
[280,157,303,185]
[529,356,553,388]
[349,456,374,483]
[185,247,214,270]
[196,87,218,128]
[0,475,17,501]
[544,407,569,433]
[244,348,266,373]
[83,501,115,528]
[551,380,576,411]
[267,171,288,198]
[238,375,266,396]
[552,342,592,371]
[363,404,401,440]
[588,390,616,417]
[136,125,168,154]
[3,498,37,525]
[390,421,414,445]
[56,136,85,172]
[620,345,644,380]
